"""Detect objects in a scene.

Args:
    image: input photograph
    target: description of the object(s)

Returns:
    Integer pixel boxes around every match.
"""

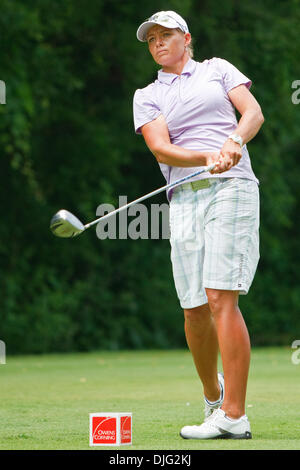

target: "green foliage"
[0,0,299,353]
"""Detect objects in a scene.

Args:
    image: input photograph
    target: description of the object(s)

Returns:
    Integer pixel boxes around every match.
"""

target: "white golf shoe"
[180,408,252,440]
[204,372,225,420]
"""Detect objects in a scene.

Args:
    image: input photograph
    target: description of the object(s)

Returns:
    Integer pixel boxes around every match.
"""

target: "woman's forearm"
[153,143,210,167]
[234,108,264,145]
[141,114,218,168]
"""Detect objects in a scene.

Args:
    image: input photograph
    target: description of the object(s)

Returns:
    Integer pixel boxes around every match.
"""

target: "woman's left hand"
[210,139,242,173]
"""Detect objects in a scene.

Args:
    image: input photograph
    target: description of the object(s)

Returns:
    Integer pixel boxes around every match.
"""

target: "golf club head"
[50,209,85,238]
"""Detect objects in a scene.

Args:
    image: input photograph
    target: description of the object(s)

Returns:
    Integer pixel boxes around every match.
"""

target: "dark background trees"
[1,0,299,353]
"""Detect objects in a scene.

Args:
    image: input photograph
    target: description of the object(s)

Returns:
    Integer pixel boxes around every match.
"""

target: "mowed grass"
[0,347,299,450]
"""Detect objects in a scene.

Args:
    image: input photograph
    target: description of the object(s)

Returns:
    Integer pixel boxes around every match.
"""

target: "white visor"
[137,11,189,42]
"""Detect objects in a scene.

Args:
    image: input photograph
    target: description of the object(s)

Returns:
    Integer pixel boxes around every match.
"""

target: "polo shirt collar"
[157,58,197,85]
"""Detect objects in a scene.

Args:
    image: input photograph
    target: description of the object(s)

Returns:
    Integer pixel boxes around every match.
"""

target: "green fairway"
[0,347,299,450]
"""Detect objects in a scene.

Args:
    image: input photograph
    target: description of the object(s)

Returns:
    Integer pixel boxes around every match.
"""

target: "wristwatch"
[228,133,243,147]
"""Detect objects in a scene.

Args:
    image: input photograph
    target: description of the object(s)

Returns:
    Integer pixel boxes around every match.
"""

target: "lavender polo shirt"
[133,57,259,201]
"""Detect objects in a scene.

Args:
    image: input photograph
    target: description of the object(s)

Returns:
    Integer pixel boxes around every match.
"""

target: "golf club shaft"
[84,164,216,230]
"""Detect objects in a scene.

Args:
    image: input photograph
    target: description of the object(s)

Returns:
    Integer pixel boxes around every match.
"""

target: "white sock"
[204,395,222,406]
[205,381,223,406]
[225,414,246,422]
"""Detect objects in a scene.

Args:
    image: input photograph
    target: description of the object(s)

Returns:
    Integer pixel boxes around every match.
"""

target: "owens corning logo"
[92,417,116,441]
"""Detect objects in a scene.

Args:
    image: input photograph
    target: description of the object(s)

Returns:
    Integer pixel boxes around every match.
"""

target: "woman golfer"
[134,11,264,439]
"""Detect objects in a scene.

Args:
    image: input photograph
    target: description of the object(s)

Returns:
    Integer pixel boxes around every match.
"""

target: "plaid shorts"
[169,177,260,309]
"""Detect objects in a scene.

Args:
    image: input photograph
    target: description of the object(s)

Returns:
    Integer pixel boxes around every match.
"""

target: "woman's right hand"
[205,152,222,173]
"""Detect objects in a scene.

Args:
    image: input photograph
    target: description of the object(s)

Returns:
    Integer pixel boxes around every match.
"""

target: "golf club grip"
[85,163,216,229]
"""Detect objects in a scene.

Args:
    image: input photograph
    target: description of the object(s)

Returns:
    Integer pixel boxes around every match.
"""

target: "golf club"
[50,163,216,238]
